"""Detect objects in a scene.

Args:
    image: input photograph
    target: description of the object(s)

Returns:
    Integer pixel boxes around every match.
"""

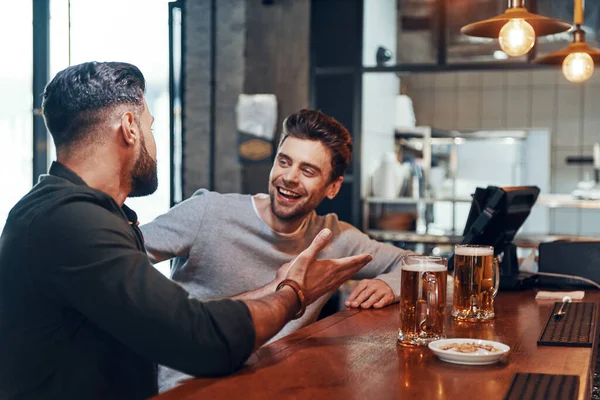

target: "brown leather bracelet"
[276,279,306,320]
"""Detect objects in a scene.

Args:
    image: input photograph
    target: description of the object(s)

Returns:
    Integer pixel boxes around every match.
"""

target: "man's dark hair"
[279,109,353,181]
[42,61,146,149]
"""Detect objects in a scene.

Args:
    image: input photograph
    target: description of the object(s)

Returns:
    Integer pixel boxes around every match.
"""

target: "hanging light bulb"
[560,0,595,83]
[534,0,600,83]
[562,52,594,83]
[498,19,536,56]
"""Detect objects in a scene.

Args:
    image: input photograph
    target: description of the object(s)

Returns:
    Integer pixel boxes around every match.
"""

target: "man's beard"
[268,188,320,222]
[129,134,158,197]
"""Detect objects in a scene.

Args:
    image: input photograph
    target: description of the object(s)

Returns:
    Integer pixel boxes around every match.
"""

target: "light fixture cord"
[574,0,584,26]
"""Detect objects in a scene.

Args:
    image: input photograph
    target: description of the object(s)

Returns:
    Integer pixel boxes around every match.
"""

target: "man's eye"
[303,169,314,176]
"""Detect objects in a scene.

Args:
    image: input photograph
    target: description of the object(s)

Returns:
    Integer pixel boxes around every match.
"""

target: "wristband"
[276,279,306,319]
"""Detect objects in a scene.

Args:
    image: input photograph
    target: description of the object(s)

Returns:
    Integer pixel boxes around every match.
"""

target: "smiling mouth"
[277,187,302,200]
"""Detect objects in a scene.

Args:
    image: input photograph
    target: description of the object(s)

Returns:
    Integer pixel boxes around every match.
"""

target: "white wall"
[362,0,396,66]
[361,0,398,197]
[520,130,551,234]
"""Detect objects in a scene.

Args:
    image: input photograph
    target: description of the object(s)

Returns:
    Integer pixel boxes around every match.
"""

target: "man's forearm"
[232,281,278,301]
[242,286,300,350]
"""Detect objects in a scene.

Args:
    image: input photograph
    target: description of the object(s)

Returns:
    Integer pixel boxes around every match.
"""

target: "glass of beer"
[398,256,447,347]
[451,245,500,322]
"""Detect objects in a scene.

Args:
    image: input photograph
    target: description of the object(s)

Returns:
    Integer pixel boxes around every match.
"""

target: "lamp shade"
[461,7,572,38]
[535,41,600,64]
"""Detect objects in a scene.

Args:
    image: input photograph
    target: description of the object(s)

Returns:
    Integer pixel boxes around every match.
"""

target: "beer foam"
[402,263,447,272]
[455,246,493,256]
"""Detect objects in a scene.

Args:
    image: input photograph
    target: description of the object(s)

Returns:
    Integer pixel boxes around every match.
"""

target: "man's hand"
[274,258,294,283]
[285,229,372,304]
[243,228,372,350]
[345,279,395,309]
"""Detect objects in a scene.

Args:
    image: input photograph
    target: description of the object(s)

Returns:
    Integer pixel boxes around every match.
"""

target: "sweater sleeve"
[332,220,411,300]
[140,189,211,264]
[29,199,255,377]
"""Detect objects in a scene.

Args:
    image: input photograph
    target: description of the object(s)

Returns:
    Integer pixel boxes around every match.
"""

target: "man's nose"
[282,167,300,184]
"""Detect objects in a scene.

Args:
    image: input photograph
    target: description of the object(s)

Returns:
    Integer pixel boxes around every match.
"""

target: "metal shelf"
[365,194,600,210]
[368,230,462,244]
[365,196,471,205]
[368,230,600,247]
[535,194,600,210]
[395,128,528,140]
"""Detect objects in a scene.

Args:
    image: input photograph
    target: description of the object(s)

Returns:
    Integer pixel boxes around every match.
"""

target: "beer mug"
[451,245,500,322]
[398,256,447,346]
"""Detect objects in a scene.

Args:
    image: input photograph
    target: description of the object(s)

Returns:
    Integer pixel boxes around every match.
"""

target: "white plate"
[428,338,510,366]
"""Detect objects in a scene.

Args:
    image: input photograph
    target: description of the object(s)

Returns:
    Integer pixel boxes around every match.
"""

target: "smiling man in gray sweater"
[141,109,412,391]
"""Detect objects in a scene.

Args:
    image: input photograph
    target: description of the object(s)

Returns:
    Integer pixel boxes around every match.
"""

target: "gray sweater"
[141,189,408,391]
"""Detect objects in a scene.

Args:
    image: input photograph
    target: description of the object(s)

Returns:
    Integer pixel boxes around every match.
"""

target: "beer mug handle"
[492,257,500,297]
[420,272,438,333]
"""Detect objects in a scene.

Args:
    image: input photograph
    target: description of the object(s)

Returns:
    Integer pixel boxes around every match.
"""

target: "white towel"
[235,94,278,140]
[535,291,585,300]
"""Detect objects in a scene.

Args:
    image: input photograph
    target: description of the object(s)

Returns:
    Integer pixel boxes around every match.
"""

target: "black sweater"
[0,162,255,399]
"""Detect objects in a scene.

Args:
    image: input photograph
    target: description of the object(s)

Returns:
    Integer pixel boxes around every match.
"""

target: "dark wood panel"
[311,0,361,68]
[155,290,599,400]
[242,0,310,194]
[316,182,354,225]
[244,0,310,136]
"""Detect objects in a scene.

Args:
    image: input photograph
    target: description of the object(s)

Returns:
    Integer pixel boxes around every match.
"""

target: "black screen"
[450,185,540,288]
[461,186,541,256]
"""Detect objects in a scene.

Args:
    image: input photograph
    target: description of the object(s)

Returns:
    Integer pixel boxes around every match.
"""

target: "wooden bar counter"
[155,290,600,400]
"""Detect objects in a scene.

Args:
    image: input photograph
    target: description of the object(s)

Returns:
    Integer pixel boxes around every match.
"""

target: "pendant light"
[534,0,600,83]
[461,0,572,57]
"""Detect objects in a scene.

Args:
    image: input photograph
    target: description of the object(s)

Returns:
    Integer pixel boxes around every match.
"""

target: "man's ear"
[120,111,139,147]
[326,176,344,199]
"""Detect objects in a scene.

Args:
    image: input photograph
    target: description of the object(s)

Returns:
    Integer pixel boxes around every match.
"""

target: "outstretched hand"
[245,228,372,351]
[284,229,372,305]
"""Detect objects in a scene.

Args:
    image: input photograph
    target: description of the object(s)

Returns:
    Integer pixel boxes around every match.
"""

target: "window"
[48,0,175,275]
[0,1,33,233]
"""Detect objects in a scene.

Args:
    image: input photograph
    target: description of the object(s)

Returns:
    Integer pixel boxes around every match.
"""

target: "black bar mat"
[504,373,579,400]
[537,302,596,347]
